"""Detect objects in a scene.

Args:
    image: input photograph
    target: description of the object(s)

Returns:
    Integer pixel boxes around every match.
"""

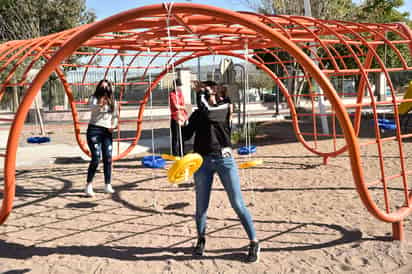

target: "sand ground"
[1,119,412,274]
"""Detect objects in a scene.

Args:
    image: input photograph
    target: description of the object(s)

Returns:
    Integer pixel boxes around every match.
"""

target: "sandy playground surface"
[1,118,412,274]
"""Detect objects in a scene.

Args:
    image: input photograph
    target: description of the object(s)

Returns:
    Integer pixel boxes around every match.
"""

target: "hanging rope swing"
[27,96,51,144]
[238,159,263,169]
[237,41,262,169]
[141,47,166,169]
[377,118,396,131]
[161,2,204,184]
[142,155,166,168]
[162,153,179,161]
[162,153,204,184]
[238,145,256,155]
[27,136,51,144]
[167,153,203,184]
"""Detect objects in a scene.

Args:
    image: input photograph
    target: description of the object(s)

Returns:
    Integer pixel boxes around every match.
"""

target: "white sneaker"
[85,183,95,197]
[104,184,115,194]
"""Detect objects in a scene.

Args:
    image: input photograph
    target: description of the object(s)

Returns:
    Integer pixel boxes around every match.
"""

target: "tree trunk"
[295,76,306,107]
[12,85,19,112]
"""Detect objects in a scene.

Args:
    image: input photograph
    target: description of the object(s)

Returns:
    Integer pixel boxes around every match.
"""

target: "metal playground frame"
[1,3,412,240]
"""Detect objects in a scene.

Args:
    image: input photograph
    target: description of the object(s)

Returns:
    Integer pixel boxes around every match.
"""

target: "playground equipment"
[162,154,179,161]
[398,81,412,116]
[141,155,166,169]
[398,81,412,132]
[26,94,51,144]
[377,118,396,131]
[167,153,203,185]
[26,136,51,144]
[238,159,263,169]
[238,145,257,155]
[1,3,412,240]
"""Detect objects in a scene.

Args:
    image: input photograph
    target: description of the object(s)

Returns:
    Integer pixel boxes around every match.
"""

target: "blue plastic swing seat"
[27,136,51,144]
[142,155,166,168]
[238,145,257,155]
[377,119,396,131]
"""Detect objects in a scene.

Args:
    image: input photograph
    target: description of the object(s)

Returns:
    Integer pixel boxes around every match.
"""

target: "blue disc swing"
[238,145,257,155]
[27,136,51,144]
[375,39,397,133]
[141,155,166,168]
[26,98,51,144]
[377,118,396,131]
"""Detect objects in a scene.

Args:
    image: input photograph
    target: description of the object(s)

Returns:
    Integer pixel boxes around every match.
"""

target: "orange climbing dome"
[1,3,412,240]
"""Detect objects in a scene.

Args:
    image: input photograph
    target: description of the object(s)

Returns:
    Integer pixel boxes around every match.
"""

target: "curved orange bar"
[0,3,357,223]
[0,3,411,241]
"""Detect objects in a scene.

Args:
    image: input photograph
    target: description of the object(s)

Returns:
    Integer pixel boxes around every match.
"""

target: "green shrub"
[231,122,257,145]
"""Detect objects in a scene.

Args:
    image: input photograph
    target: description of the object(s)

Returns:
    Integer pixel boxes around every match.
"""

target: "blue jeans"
[194,155,257,241]
[86,124,113,184]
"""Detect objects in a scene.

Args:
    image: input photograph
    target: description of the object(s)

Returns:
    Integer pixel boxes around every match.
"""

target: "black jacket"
[184,92,231,156]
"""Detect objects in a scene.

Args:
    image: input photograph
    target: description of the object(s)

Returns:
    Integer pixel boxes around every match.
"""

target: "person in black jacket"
[184,80,260,263]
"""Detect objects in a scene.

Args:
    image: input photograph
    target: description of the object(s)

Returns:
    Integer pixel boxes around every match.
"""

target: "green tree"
[249,70,273,93]
[244,0,361,105]
[357,0,411,70]
[359,0,410,24]
[0,0,95,40]
[246,0,412,102]
[243,0,358,20]
[0,0,96,111]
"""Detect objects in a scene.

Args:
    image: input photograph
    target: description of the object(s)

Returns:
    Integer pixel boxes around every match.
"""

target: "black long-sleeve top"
[184,91,232,156]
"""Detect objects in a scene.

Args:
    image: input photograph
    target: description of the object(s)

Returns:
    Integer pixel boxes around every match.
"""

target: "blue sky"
[85,0,253,20]
[84,0,412,73]
[84,1,255,70]
[400,1,412,16]
[86,0,412,20]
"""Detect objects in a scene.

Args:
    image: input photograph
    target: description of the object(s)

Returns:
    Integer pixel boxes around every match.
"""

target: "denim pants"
[86,124,113,184]
[194,155,256,240]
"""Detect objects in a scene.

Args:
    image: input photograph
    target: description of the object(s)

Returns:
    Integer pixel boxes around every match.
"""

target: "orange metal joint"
[392,221,404,241]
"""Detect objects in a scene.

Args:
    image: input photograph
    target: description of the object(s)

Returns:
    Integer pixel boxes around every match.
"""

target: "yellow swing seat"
[238,159,263,169]
[161,153,180,161]
[167,153,203,184]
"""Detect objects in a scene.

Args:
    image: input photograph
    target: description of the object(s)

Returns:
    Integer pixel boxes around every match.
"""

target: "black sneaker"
[247,241,260,263]
[193,237,205,256]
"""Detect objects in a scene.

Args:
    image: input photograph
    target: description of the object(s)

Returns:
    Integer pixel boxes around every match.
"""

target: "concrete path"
[0,111,283,169]
[0,131,172,168]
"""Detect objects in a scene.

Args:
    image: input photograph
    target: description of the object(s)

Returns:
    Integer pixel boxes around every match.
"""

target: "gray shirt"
[88,95,119,129]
